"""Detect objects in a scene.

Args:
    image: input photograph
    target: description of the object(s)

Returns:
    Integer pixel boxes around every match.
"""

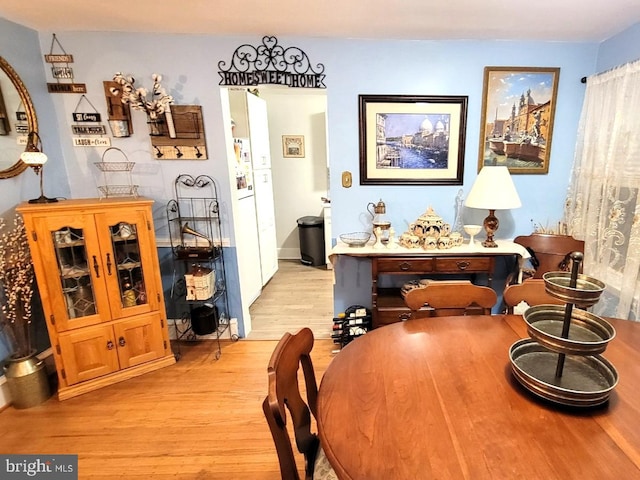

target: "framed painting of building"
[478,66,560,174]
[359,94,467,185]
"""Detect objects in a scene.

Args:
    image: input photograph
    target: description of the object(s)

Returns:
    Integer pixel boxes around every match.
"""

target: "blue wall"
[0,18,70,213]
[0,19,69,360]
[596,22,640,71]
[1,18,639,336]
[321,39,597,311]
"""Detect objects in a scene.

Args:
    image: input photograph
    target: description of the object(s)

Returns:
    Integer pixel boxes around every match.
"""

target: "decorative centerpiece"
[0,214,51,408]
[400,206,457,250]
[110,72,174,135]
[509,253,617,407]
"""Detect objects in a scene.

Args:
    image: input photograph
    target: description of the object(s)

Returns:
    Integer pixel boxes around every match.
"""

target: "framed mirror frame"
[0,55,38,179]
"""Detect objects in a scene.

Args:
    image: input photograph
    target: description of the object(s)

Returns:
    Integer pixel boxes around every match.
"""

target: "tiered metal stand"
[94,147,138,198]
[166,174,233,360]
[509,252,618,407]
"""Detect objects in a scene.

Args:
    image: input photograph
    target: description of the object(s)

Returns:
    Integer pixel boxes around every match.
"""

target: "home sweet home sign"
[218,36,326,89]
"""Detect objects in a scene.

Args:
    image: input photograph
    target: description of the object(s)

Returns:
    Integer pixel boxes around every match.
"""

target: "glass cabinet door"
[109,221,148,309]
[53,226,98,320]
[96,209,158,319]
[38,212,112,331]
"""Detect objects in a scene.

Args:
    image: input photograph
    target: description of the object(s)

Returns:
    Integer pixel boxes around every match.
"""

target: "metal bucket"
[108,119,131,138]
[4,352,52,409]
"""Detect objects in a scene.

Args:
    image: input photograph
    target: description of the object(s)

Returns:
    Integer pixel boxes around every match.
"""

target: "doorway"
[223,86,331,339]
[246,259,333,340]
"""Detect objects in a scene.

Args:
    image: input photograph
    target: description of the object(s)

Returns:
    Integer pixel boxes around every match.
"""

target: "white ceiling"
[1,0,639,42]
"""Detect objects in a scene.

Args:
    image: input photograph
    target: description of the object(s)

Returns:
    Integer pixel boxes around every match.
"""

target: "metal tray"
[523,305,615,355]
[543,271,605,307]
[509,339,618,407]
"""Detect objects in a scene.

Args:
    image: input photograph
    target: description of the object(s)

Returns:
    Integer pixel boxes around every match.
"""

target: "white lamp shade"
[20,151,48,166]
[464,166,521,210]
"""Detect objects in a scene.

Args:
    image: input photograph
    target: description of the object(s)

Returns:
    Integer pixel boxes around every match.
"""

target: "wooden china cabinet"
[17,197,175,400]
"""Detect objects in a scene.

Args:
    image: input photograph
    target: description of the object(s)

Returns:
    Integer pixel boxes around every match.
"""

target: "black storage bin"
[297,216,325,266]
[190,304,219,335]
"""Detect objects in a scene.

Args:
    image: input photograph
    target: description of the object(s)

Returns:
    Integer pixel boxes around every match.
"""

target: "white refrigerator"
[234,138,253,200]
[246,92,279,286]
[234,137,263,305]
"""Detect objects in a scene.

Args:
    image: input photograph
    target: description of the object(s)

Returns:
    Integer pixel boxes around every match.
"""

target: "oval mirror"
[0,55,38,179]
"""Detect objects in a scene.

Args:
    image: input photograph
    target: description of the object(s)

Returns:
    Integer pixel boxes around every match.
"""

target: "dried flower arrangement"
[530,219,568,235]
[0,214,35,359]
[110,73,174,121]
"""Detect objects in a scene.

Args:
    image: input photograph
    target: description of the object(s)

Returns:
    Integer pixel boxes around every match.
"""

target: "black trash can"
[297,216,325,266]
[190,304,219,335]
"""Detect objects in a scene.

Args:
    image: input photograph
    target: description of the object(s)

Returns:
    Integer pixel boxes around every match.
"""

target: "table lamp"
[464,166,521,247]
[20,131,58,204]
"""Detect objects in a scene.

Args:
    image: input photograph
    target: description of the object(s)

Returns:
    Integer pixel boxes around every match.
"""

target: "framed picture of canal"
[478,66,560,174]
[358,94,468,185]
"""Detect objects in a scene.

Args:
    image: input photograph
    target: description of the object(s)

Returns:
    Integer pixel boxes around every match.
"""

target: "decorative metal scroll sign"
[218,36,326,89]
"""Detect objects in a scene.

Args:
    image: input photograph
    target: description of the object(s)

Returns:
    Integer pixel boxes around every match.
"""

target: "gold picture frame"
[282,134,305,158]
[478,66,560,174]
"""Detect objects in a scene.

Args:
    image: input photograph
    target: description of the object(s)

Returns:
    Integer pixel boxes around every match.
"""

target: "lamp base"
[28,195,58,204]
[481,238,498,248]
[482,209,499,248]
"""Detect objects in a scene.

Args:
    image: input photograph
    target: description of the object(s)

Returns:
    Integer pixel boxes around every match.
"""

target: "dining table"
[317,314,640,479]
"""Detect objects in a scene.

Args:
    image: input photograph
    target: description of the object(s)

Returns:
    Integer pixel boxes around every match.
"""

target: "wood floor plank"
[248,259,334,340]
[0,338,338,479]
[0,260,339,478]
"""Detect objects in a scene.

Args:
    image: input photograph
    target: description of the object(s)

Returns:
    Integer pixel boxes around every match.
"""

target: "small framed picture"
[282,135,305,158]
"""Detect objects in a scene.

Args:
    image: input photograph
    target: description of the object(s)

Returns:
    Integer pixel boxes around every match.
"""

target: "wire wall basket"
[94,147,139,198]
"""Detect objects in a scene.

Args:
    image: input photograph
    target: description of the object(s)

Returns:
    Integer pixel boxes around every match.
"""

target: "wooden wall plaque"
[149,105,207,160]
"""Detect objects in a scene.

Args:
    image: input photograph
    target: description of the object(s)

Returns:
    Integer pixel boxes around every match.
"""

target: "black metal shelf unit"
[166,174,235,360]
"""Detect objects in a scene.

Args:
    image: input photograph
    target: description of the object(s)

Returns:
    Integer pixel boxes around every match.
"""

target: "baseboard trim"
[278,248,301,260]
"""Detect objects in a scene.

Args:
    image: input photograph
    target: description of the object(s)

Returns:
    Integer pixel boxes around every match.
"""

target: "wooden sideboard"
[330,240,530,328]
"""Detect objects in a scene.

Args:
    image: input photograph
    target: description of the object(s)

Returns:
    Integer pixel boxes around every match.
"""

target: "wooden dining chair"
[262,327,337,480]
[503,278,564,313]
[404,280,498,318]
[514,233,585,280]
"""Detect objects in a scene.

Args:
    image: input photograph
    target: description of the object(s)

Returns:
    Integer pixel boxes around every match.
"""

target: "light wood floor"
[0,338,337,479]
[247,259,334,340]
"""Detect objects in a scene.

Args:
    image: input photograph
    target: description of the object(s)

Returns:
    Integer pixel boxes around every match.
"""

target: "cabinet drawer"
[375,290,432,327]
[434,257,493,273]
[377,308,411,326]
[376,307,432,326]
[376,257,434,273]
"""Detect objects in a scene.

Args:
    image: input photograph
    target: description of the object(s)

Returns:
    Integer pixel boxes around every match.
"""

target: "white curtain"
[565,59,640,320]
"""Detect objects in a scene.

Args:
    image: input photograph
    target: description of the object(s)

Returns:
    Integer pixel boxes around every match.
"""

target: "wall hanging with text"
[218,36,326,89]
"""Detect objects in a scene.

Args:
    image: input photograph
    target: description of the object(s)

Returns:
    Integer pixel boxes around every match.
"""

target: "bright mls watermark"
[1,455,77,479]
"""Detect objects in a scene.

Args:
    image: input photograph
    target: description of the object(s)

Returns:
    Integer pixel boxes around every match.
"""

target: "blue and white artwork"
[376,113,451,170]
